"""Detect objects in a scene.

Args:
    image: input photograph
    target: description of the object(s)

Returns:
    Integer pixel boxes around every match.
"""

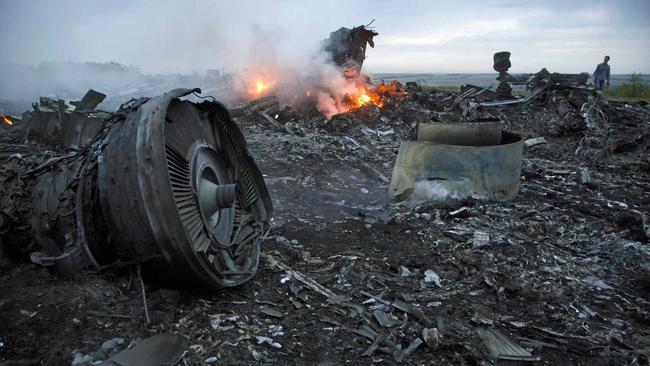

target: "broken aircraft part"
[0,88,272,289]
[323,24,379,78]
[390,122,523,201]
[99,333,187,366]
[493,51,514,99]
[526,68,590,90]
[417,120,502,146]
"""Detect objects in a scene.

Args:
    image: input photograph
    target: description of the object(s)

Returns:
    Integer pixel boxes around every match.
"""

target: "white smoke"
[0,1,370,116]
[227,40,368,119]
[310,53,362,118]
[411,179,475,202]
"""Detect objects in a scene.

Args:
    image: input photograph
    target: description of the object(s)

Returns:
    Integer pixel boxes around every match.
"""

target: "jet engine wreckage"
[0,88,272,288]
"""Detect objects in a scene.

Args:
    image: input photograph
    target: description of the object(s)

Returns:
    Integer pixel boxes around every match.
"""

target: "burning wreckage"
[1,25,650,366]
[323,22,379,79]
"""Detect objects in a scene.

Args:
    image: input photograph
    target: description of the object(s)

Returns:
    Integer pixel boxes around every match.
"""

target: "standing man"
[593,56,611,90]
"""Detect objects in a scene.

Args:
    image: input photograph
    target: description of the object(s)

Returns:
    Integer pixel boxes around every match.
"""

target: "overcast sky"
[0,0,648,74]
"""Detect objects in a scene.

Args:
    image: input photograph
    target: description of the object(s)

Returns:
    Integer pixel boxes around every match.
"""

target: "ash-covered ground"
[1,86,649,365]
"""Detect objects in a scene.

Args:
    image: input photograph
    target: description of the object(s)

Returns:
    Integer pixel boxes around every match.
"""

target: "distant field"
[370,73,650,88]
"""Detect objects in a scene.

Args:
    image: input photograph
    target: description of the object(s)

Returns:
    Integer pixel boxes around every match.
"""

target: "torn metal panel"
[60,111,108,149]
[73,89,106,112]
[99,334,187,366]
[476,328,540,362]
[390,129,523,201]
[417,120,502,146]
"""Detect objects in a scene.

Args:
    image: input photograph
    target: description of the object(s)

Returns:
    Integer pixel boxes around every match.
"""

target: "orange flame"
[347,88,384,109]
[357,93,371,105]
[350,80,407,109]
[255,80,268,94]
[1,115,12,126]
[246,77,275,99]
[375,80,405,95]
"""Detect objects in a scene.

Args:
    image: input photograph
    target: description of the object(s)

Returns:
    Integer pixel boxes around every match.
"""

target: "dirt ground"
[1,93,649,365]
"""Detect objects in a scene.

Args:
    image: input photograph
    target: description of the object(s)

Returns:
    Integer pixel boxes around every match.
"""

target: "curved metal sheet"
[417,120,502,146]
[389,132,523,201]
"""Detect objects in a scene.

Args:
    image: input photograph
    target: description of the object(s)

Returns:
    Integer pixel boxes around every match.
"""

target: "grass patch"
[605,73,650,101]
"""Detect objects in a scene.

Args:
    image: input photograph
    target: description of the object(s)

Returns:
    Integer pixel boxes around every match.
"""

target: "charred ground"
[1,86,649,365]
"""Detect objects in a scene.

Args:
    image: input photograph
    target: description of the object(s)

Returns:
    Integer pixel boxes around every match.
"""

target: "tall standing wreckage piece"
[322,22,379,79]
[493,51,514,100]
[0,88,272,289]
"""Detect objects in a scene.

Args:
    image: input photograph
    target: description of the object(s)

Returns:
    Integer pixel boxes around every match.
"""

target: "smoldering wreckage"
[0,25,649,366]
